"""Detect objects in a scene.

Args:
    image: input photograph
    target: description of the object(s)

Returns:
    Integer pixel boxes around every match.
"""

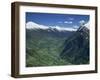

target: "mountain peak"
[26,21,77,32]
[77,22,89,31]
[26,21,48,30]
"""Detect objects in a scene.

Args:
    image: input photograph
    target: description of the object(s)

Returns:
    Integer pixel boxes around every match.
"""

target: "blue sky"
[26,12,89,29]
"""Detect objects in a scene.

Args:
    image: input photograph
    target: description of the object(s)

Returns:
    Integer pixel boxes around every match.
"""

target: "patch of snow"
[84,22,89,29]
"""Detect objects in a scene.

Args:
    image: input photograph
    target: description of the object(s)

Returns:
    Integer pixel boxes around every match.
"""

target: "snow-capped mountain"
[26,21,77,32]
[26,21,48,30]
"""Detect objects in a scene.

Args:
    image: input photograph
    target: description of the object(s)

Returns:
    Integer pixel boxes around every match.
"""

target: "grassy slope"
[26,35,71,67]
[26,28,89,67]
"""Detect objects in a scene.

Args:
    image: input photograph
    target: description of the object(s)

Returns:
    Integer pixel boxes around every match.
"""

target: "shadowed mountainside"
[60,26,89,64]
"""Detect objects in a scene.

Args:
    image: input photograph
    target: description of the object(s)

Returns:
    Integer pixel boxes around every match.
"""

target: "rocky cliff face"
[60,25,89,64]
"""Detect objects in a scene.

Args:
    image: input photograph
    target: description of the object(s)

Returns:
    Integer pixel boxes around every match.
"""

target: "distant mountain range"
[26,22,78,39]
[26,21,77,32]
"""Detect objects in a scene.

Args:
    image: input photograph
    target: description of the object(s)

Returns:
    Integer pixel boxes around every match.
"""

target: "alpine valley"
[26,21,89,67]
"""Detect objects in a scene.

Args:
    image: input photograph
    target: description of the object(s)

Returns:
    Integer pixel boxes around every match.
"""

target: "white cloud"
[26,21,77,31]
[64,21,72,24]
[58,21,73,24]
[64,21,68,23]
[79,20,85,25]
[69,21,73,24]
[58,21,63,23]
[73,25,79,29]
